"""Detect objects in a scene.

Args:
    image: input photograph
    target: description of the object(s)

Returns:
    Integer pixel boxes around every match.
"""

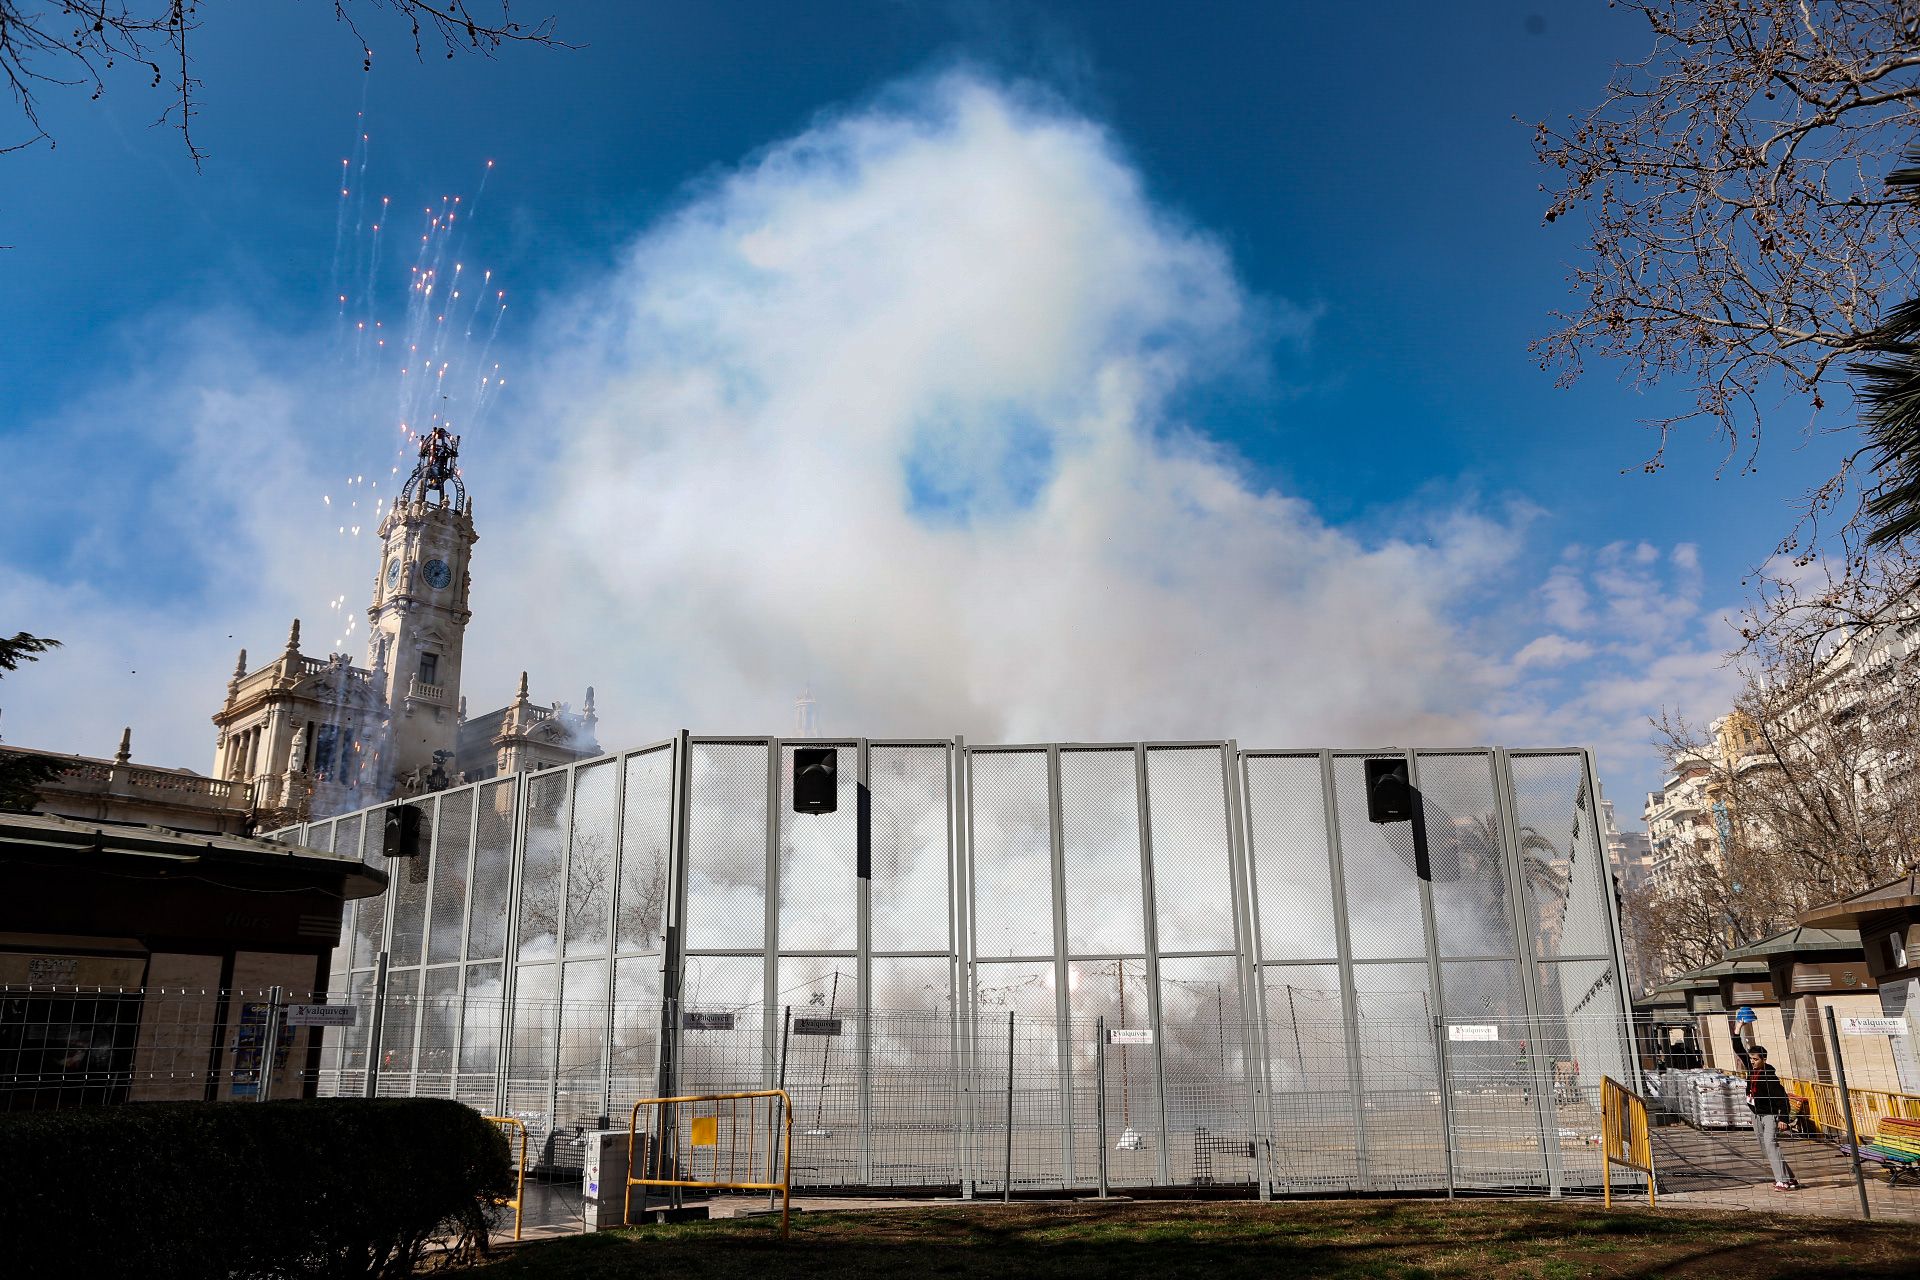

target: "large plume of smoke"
[476,73,1523,748]
[0,72,1745,810]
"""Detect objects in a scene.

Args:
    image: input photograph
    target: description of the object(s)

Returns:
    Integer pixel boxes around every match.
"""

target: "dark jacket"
[1733,1044,1791,1117]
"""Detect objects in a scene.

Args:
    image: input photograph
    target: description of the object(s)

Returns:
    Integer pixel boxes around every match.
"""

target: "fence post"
[771,1006,791,1212]
[1004,1011,1015,1204]
[1096,1016,1110,1198]
[1823,1005,1873,1221]
[258,985,284,1103]
[364,951,390,1099]
[1431,1015,1455,1199]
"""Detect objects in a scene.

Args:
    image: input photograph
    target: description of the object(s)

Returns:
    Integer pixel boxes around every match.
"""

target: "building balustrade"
[407,677,448,705]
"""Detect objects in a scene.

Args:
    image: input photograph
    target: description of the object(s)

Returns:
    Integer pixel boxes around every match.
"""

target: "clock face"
[386,559,401,589]
[423,558,453,590]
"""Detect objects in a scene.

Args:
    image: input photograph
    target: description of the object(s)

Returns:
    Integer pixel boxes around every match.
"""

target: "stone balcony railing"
[2,747,255,813]
[407,677,448,705]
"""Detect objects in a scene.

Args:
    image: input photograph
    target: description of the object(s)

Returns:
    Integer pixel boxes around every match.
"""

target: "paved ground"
[1651,1121,1920,1222]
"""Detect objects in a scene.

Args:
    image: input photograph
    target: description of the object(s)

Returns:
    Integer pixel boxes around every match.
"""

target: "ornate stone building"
[211,430,599,821]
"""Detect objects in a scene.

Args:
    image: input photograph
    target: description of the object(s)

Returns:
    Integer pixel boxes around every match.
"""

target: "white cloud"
[1512,635,1595,670]
[0,72,1745,828]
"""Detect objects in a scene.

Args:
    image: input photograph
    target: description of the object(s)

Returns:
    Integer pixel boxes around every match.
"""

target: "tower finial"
[231,648,247,683]
[115,726,132,765]
[516,670,530,702]
[285,619,301,652]
[584,685,596,715]
[401,425,466,507]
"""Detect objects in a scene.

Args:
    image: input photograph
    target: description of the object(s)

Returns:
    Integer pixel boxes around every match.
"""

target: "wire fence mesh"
[10,982,1920,1224]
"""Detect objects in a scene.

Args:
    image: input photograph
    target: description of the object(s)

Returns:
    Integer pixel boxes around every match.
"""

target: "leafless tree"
[0,2,561,165]
[1535,1,1920,527]
[1629,612,1920,977]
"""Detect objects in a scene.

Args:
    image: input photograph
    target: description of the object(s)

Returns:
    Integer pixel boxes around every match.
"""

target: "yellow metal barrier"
[626,1090,792,1238]
[484,1116,527,1243]
[1783,1077,1920,1144]
[1600,1076,1656,1208]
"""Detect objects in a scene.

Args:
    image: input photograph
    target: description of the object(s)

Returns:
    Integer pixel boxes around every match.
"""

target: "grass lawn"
[459,1199,1920,1279]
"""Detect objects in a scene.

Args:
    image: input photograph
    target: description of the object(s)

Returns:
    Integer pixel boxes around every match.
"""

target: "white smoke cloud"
[2,71,1719,814]
[468,73,1522,748]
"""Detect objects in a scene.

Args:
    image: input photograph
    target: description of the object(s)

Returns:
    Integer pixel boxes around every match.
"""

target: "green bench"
[1837,1115,1920,1187]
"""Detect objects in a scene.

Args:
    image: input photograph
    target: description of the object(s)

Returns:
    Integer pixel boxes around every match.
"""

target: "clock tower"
[367,426,478,788]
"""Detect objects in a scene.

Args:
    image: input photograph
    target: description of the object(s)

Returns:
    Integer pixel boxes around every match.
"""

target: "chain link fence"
[0,980,1640,1196]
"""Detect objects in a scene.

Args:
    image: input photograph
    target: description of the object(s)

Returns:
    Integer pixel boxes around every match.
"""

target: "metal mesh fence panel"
[517,772,569,963]
[1146,746,1236,954]
[375,965,422,1097]
[1058,748,1145,957]
[1438,960,1546,1189]
[1508,753,1615,961]
[1415,752,1518,961]
[1244,754,1338,963]
[869,745,952,953]
[1064,958,1161,1186]
[682,955,763,1023]
[610,957,662,1118]
[686,742,770,952]
[556,961,610,1135]
[1331,756,1428,962]
[969,750,1054,960]
[777,956,861,1184]
[505,964,559,1153]
[565,762,618,959]
[867,1010,962,1187]
[388,804,430,968]
[616,747,674,954]
[414,965,462,1098]
[1158,955,1254,1187]
[778,742,858,952]
[974,963,1066,1189]
[1352,962,1447,1190]
[344,816,385,969]
[677,1003,769,1100]
[457,961,504,1107]
[428,792,475,965]
[1261,963,1357,1190]
[467,778,518,964]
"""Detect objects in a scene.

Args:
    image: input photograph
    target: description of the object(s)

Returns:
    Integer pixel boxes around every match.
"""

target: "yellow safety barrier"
[484,1116,527,1243]
[625,1090,792,1239]
[1783,1077,1920,1144]
[1600,1076,1656,1208]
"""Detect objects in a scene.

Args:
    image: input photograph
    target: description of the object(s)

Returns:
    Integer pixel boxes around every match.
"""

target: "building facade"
[210,430,599,821]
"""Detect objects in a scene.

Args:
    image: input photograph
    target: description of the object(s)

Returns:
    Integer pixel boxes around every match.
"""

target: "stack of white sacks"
[1663,1068,1753,1129]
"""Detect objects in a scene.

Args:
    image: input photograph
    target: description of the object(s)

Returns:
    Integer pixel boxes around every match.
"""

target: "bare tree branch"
[0,1,564,168]
[1535,1,1920,506]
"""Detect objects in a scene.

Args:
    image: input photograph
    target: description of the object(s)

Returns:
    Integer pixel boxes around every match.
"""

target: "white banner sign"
[1840,1016,1909,1037]
[1448,1024,1500,1042]
[284,1004,357,1028]
[1107,1028,1154,1046]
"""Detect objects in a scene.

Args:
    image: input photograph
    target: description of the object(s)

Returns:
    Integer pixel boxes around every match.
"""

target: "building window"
[419,653,439,687]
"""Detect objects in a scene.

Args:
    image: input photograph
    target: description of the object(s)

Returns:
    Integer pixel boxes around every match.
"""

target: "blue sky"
[0,2,1842,822]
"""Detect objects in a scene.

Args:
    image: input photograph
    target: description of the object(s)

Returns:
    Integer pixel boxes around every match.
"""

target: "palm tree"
[1850,150,1920,548]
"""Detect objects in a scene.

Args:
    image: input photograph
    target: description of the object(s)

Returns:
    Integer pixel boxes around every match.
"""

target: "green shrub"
[0,1097,513,1279]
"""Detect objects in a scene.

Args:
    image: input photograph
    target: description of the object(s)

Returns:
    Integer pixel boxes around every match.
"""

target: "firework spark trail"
[318,142,511,643]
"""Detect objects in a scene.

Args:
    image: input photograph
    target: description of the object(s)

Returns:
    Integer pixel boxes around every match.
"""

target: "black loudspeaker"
[1363,758,1414,824]
[383,803,424,858]
[793,747,838,814]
